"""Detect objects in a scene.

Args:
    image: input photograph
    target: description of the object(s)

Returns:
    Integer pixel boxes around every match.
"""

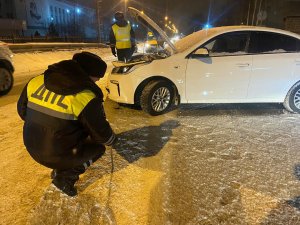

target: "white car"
[107,7,300,115]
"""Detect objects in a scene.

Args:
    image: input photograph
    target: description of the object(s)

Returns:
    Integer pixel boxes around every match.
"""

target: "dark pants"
[30,138,106,184]
[53,140,105,183]
[117,47,134,62]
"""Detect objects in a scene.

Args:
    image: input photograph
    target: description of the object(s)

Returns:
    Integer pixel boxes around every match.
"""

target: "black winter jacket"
[17,60,115,167]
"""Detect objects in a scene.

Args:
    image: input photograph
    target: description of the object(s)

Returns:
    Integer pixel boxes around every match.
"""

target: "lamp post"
[96,0,103,43]
[124,0,128,16]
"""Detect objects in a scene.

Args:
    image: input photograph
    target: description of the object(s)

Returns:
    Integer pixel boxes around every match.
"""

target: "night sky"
[129,0,247,34]
[144,0,244,33]
[83,0,247,35]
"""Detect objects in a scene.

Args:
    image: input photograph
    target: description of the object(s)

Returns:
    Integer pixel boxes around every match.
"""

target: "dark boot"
[50,169,57,179]
[52,176,77,197]
[52,165,85,196]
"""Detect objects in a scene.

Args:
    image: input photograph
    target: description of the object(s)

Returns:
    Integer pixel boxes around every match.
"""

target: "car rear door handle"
[236,63,250,67]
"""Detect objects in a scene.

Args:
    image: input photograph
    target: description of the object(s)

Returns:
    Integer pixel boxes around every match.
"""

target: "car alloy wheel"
[151,87,171,112]
[140,80,174,116]
[293,89,300,110]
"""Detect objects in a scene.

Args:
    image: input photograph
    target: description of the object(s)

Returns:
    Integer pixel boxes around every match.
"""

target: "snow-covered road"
[1,49,300,225]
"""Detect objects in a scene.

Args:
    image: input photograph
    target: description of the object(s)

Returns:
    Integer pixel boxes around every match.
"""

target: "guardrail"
[7,42,109,53]
[0,35,101,43]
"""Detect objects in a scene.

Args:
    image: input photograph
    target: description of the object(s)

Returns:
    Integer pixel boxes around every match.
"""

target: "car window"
[173,28,219,53]
[203,32,249,57]
[249,31,298,54]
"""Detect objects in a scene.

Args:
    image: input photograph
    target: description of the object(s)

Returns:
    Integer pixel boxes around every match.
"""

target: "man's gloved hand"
[111,47,117,57]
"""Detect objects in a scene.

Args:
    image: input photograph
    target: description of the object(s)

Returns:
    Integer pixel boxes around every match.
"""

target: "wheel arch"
[284,80,300,112]
[285,80,300,99]
[0,59,14,72]
[134,76,179,105]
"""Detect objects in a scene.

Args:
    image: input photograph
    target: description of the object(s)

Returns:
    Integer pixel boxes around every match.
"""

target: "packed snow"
[1,48,300,225]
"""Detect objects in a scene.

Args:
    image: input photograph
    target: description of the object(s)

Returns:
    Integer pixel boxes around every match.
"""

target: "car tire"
[140,80,174,116]
[284,82,300,113]
[0,67,13,96]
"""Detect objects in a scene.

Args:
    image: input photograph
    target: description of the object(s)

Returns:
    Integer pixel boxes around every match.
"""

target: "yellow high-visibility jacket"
[17,60,116,168]
[26,75,95,121]
[112,23,132,49]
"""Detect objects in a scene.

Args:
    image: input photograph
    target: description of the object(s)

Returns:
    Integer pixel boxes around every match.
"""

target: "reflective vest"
[112,23,132,49]
[26,75,96,120]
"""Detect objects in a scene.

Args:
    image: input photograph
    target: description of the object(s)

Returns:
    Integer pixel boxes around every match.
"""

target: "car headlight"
[112,63,148,74]
[112,65,135,74]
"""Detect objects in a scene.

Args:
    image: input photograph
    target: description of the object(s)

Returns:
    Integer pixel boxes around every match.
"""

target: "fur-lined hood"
[44,60,103,99]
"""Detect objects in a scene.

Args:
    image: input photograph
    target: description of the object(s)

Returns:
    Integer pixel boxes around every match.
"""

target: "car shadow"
[286,164,300,210]
[116,102,142,110]
[109,101,287,117]
[178,103,287,116]
[112,119,180,163]
[112,102,179,115]
[258,164,300,224]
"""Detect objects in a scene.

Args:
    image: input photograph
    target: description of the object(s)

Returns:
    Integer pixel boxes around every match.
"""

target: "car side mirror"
[193,48,209,57]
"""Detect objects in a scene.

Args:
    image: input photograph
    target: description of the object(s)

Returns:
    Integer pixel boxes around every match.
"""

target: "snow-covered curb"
[13,48,113,76]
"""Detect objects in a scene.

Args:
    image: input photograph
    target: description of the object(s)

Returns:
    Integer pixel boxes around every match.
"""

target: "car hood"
[128,7,177,54]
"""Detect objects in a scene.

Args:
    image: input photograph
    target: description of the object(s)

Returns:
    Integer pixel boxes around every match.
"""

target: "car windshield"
[166,28,220,53]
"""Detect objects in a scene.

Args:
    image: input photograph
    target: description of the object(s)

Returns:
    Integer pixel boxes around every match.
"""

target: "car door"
[185,31,252,103]
[247,31,299,101]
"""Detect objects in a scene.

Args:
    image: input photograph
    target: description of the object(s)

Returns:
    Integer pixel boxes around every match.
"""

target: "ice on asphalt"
[1,48,300,224]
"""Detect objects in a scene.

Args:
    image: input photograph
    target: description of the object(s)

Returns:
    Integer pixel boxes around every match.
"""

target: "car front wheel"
[140,80,174,116]
[0,67,13,96]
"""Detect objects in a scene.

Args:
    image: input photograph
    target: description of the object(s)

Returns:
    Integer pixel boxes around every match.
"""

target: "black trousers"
[53,139,105,182]
[29,139,105,182]
[117,47,134,62]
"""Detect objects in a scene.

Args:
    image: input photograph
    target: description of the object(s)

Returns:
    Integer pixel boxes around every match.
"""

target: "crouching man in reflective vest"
[110,11,136,62]
[17,52,116,197]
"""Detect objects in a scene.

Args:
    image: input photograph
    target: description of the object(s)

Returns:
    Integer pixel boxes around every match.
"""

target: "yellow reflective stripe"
[27,75,96,119]
[118,38,130,41]
[112,24,132,49]
[71,90,96,117]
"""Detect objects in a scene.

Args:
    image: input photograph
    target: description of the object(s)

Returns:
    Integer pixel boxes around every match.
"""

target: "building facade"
[0,0,97,38]
[243,0,300,33]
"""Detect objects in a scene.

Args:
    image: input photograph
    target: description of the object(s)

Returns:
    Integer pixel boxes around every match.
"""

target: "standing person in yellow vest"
[17,52,116,197]
[110,11,136,62]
